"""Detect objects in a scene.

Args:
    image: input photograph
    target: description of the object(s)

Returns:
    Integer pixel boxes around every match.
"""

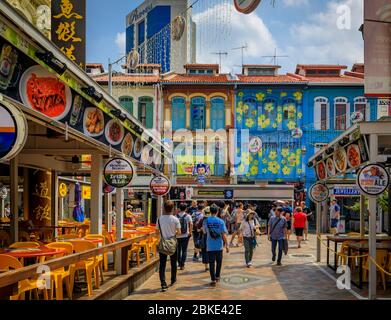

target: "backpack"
[206,219,221,240]
[177,213,188,235]
[192,212,202,231]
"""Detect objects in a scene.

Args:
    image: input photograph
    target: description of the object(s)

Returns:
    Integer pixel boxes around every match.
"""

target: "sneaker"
[215,277,220,282]
[161,285,168,292]
[192,256,199,262]
[180,266,185,270]
[277,261,282,266]
[272,256,276,262]
[248,262,253,267]
[210,281,217,287]
[170,281,177,287]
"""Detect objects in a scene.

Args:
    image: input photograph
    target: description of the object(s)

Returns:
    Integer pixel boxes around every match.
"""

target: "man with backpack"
[176,203,193,270]
[203,204,229,287]
[268,207,287,266]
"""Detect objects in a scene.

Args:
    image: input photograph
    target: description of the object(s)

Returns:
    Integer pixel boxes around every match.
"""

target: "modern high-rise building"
[126,0,196,74]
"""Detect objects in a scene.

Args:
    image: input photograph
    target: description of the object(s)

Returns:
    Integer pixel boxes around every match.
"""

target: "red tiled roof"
[305,75,364,83]
[236,75,306,83]
[184,64,219,69]
[344,71,364,79]
[296,64,348,70]
[93,73,160,83]
[162,74,231,83]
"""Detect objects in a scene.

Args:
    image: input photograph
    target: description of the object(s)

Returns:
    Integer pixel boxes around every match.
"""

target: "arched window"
[334,97,349,130]
[314,97,329,130]
[210,97,225,130]
[191,97,206,130]
[282,98,297,130]
[119,96,133,115]
[242,97,257,129]
[262,98,277,129]
[354,97,368,121]
[138,96,153,129]
[172,97,186,130]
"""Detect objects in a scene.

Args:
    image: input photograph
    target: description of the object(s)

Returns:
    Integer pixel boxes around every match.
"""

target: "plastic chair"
[9,241,40,248]
[41,242,74,300]
[0,254,48,300]
[85,234,107,277]
[363,249,388,290]
[0,230,10,248]
[57,234,80,240]
[68,240,100,297]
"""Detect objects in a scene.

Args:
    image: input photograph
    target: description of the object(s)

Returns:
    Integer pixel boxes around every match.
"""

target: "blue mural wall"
[235,86,306,182]
[235,85,378,190]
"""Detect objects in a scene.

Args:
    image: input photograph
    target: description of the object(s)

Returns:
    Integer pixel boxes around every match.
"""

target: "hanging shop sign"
[377,99,391,119]
[58,182,68,197]
[357,163,390,196]
[333,186,360,196]
[234,0,261,14]
[150,175,171,196]
[0,32,164,171]
[172,16,186,41]
[350,111,364,124]
[127,50,139,70]
[314,129,369,180]
[51,0,86,69]
[224,189,234,200]
[81,185,91,199]
[249,136,262,153]
[309,183,329,203]
[104,158,134,189]
[291,127,303,139]
[0,101,27,162]
[103,183,115,194]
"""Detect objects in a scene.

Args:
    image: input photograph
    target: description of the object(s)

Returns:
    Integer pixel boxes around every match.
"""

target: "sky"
[86,0,364,74]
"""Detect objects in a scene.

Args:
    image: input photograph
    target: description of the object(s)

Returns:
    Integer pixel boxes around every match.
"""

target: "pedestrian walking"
[191,203,204,261]
[196,206,210,272]
[240,210,259,267]
[229,202,244,247]
[293,206,307,249]
[176,202,193,270]
[157,200,181,292]
[203,204,229,287]
[329,199,341,234]
[301,201,312,241]
[268,207,287,266]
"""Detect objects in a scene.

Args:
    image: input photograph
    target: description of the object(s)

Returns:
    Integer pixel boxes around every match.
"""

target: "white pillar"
[115,189,124,275]
[90,154,103,234]
[104,193,112,232]
[10,156,18,243]
[368,134,378,300]
[51,171,59,238]
[316,202,322,262]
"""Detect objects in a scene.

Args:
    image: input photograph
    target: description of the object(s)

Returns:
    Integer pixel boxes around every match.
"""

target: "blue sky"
[87,0,364,74]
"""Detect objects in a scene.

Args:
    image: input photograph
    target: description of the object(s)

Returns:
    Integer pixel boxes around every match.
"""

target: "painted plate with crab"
[19,65,72,121]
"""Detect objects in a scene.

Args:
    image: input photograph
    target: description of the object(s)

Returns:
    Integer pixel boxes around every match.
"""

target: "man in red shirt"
[293,207,307,248]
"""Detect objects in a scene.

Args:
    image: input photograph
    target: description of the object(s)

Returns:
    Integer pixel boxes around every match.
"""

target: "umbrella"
[72,183,85,222]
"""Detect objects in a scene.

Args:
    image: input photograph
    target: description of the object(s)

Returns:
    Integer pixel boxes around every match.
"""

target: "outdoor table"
[0,246,66,259]
[347,242,391,289]
[326,235,391,271]
[55,237,103,244]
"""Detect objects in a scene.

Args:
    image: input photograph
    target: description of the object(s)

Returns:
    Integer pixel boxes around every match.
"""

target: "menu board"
[315,130,369,180]
[0,35,163,171]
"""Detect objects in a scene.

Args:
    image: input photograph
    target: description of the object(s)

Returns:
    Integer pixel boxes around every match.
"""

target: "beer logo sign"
[234,0,261,14]
[309,183,329,203]
[150,175,171,196]
[104,158,134,188]
[357,163,390,196]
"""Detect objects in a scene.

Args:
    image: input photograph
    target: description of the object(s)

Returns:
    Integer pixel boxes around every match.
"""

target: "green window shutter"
[138,97,154,129]
[119,96,133,115]
[146,101,153,129]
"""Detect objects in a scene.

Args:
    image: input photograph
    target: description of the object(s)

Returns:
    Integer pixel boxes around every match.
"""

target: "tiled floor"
[126,234,377,300]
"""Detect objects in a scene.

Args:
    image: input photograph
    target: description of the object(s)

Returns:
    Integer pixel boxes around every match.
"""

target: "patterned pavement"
[126,234,365,300]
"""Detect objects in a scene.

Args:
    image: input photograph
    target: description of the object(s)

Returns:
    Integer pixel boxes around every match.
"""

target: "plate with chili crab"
[19,65,72,121]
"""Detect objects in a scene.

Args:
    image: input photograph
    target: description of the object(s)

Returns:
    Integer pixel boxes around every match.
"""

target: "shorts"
[295,228,304,237]
[331,219,339,228]
[287,221,292,230]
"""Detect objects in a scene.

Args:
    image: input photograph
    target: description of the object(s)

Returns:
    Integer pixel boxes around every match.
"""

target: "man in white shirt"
[176,203,193,270]
[157,200,181,292]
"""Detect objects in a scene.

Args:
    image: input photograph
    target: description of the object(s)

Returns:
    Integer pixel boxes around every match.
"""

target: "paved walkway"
[126,234,363,300]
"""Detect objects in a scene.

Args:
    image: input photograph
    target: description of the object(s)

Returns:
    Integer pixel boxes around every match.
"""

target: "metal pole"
[115,189,124,275]
[108,58,113,96]
[10,157,18,243]
[316,202,322,262]
[368,134,378,300]
[360,194,366,237]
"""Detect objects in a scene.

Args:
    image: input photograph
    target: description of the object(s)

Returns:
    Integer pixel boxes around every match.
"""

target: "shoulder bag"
[157,217,178,256]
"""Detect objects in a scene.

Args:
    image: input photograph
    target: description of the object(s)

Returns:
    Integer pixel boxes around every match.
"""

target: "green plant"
[345,191,389,214]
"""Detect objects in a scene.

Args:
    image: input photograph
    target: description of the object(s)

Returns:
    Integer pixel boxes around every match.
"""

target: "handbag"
[157,217,177,256]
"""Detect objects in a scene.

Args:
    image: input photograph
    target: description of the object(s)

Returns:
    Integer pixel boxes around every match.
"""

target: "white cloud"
[192,2,280,74]
[115,32,126,56]
[283,0,309,7]
[283,0,364,71]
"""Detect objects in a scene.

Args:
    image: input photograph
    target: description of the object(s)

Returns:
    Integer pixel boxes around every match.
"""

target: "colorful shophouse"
[161,64,235,188]
[234,64,378,206]
[234,65,308,187]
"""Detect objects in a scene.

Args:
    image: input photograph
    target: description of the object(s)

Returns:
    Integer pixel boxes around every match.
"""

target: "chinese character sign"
[51,0,86,69]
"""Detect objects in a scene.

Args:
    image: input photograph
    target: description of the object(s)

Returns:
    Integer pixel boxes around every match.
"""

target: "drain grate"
[289,254,314,258]
[202,273,274,288]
